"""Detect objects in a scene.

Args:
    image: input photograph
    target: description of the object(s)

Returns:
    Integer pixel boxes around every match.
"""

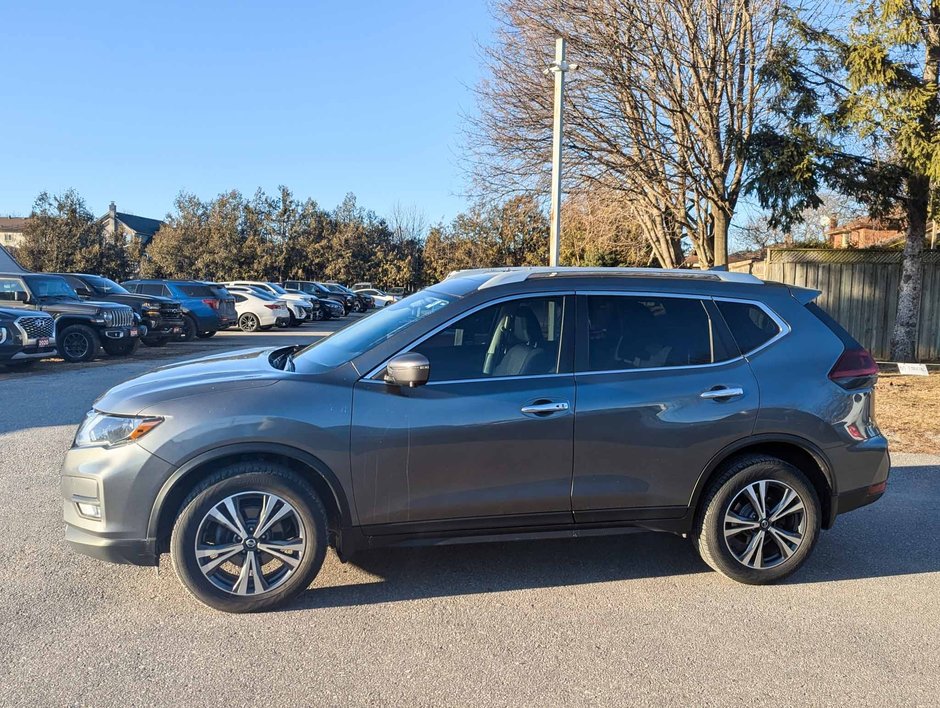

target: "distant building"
[824,215,905,249]
[0,217,28,250]
[102,202,165,246]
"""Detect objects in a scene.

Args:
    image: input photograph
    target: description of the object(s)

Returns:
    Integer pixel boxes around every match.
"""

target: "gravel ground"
[0,327,938,707]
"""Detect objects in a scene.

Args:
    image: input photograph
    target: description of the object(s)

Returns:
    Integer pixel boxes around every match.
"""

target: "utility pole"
[546,37,576,267]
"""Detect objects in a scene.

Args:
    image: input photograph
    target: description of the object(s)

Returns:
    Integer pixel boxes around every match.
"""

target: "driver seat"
[493,306,551,376]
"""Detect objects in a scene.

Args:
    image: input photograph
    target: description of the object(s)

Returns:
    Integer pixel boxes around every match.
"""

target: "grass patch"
[876,373,940,455]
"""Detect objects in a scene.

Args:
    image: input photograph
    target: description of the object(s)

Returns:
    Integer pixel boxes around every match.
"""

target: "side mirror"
[14,291,29,303]
[385,352,430,388]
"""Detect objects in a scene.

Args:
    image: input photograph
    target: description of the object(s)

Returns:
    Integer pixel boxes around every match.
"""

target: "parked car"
[55,273,184,348]
[386,287,405,298]
[350,281,372,291]
[0,272,137,362]
[61,267,889,612]
[283,280,351,315]
[202,283,238,333]
[226,281,315,327]
[0,307,56,369]
[284,288,341,319]
[223,281,315,327]
[229,289,290,332]
[323,282,372,312]
[122,280,223,341]
[352,287,399,308]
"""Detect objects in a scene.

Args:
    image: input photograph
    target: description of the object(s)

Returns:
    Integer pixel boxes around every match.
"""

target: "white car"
[223,281,314,326]
[352,287,399,307]
[228,289,290,332]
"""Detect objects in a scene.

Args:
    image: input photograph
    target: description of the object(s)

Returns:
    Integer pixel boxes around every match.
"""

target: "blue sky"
[1,1,493,223]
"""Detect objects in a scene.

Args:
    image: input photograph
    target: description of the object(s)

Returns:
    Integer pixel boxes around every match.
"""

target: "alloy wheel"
[723,480,806,570]
[193,491,307,596]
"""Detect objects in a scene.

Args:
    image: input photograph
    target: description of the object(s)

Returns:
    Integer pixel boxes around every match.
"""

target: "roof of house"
[0,217,28,232]
[115,212,164,237]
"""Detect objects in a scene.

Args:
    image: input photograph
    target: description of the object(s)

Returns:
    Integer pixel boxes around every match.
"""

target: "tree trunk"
[713,208,730,269]
[890,174,928,362]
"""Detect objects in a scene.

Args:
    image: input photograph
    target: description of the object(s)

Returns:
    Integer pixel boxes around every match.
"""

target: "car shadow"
[287,463,939,610]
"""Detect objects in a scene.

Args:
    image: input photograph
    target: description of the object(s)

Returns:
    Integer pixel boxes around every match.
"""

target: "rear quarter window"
[716,301,781,354]
[177,284,213,297]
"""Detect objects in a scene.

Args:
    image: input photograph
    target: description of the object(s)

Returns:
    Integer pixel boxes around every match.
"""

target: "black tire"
[58,324,99,363]
[287,312,299,327]
[141,336,169,348]
[197,330,217,339]
[312,308,323,322]
[102,337,139,357]
[178,315,198,342]
[693,454,821,585]
[170,462,329,613]
[238,313,260,332]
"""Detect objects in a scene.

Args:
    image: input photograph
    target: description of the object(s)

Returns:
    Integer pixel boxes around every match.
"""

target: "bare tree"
[468,0,781,268]
[389,201,429,243]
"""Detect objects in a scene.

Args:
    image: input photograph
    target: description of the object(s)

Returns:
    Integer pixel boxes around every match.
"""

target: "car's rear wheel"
[693,455,820,584]
[239,313,260,332]
[58,324,99,363]
[171,463,328,613]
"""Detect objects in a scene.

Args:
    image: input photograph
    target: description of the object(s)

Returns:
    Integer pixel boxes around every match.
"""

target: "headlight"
[74,411,163,448]
[102,310,114,324]
[0,326,7,344]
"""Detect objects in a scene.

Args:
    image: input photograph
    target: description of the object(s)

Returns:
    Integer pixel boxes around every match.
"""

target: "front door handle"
[700,387,745,400]
[521,401,570,415]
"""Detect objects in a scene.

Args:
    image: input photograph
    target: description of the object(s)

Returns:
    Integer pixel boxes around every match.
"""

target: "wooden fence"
[765,248,940,361]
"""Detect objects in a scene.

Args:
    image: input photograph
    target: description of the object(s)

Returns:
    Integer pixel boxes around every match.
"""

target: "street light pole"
[546,37,576,267]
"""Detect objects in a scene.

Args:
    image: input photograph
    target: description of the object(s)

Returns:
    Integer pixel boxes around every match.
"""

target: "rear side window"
[177,283,213,297]
[139,283,166,297]
[585,295,729,371]
[716,301,781,354]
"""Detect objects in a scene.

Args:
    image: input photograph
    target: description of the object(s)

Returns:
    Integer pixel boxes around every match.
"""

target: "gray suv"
[61,267,889,612]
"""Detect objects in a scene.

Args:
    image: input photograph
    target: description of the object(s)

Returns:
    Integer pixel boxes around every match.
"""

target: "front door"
[351,294,576,532]
[572,293,760,521]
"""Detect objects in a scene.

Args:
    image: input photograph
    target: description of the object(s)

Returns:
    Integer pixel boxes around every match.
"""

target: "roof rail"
[445,266,763,290]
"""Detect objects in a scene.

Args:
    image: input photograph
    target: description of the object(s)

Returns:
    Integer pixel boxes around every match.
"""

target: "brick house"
[824,216,905,249]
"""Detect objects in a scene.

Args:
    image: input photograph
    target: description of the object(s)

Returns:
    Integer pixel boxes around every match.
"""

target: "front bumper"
[102,326,137,340]
[3,343,57,361]
[61,439,175,566]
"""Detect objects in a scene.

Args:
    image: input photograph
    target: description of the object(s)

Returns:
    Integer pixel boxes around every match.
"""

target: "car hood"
[37,298,128,316]
[94,347,282,415]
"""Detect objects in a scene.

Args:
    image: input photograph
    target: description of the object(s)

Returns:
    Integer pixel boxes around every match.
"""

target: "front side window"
[412,296,568,382]
[585,295,728,371]
[0,277,28,302]
[140,283,166,297]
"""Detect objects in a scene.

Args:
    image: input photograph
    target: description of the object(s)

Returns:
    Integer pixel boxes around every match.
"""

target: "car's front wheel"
[58,324,99,363]
[693,455,820,585]
[170,463,329,613]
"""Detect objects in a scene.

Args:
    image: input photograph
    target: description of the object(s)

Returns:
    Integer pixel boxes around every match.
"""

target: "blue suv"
[123,280,225,341]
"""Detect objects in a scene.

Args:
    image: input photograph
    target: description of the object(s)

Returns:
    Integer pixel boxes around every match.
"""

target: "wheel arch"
[149,442,352,551]
[690,434,836,529]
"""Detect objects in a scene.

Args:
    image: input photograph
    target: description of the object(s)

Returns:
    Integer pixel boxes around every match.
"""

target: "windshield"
[267,283,288,295]
[296,290,454,369]
[85,275,129,295]
[24,275,78,298]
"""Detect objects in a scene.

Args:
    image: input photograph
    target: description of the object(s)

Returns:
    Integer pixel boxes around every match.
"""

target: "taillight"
[203,298,219,309]
[264,304,279,310]
[828,347,878,388]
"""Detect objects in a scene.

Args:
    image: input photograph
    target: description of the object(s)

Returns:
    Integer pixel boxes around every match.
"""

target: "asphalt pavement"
[0,323,937,706]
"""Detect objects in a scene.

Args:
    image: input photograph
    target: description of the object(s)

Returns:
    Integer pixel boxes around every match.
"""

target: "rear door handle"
[521,401,570,415]
[700,387,745,400]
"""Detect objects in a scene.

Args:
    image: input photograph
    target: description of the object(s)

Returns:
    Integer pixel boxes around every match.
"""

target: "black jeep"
[0,272,138,363]
[55,273,184,348]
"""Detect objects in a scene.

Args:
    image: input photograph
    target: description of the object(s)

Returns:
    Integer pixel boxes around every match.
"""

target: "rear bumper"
[827,437,890,527]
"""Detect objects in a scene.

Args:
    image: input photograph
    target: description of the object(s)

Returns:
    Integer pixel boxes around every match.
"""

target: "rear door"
[572,292,760,522]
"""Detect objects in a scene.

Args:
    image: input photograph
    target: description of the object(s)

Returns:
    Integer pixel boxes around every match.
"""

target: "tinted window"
[83,275,129,295]
[585,295,724,371]
[717,301,780,354]
[139,283,166,297]
[412,296,567,382]
[177,283,214,297]
[232,293,247,303]
[23,275,77,298]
